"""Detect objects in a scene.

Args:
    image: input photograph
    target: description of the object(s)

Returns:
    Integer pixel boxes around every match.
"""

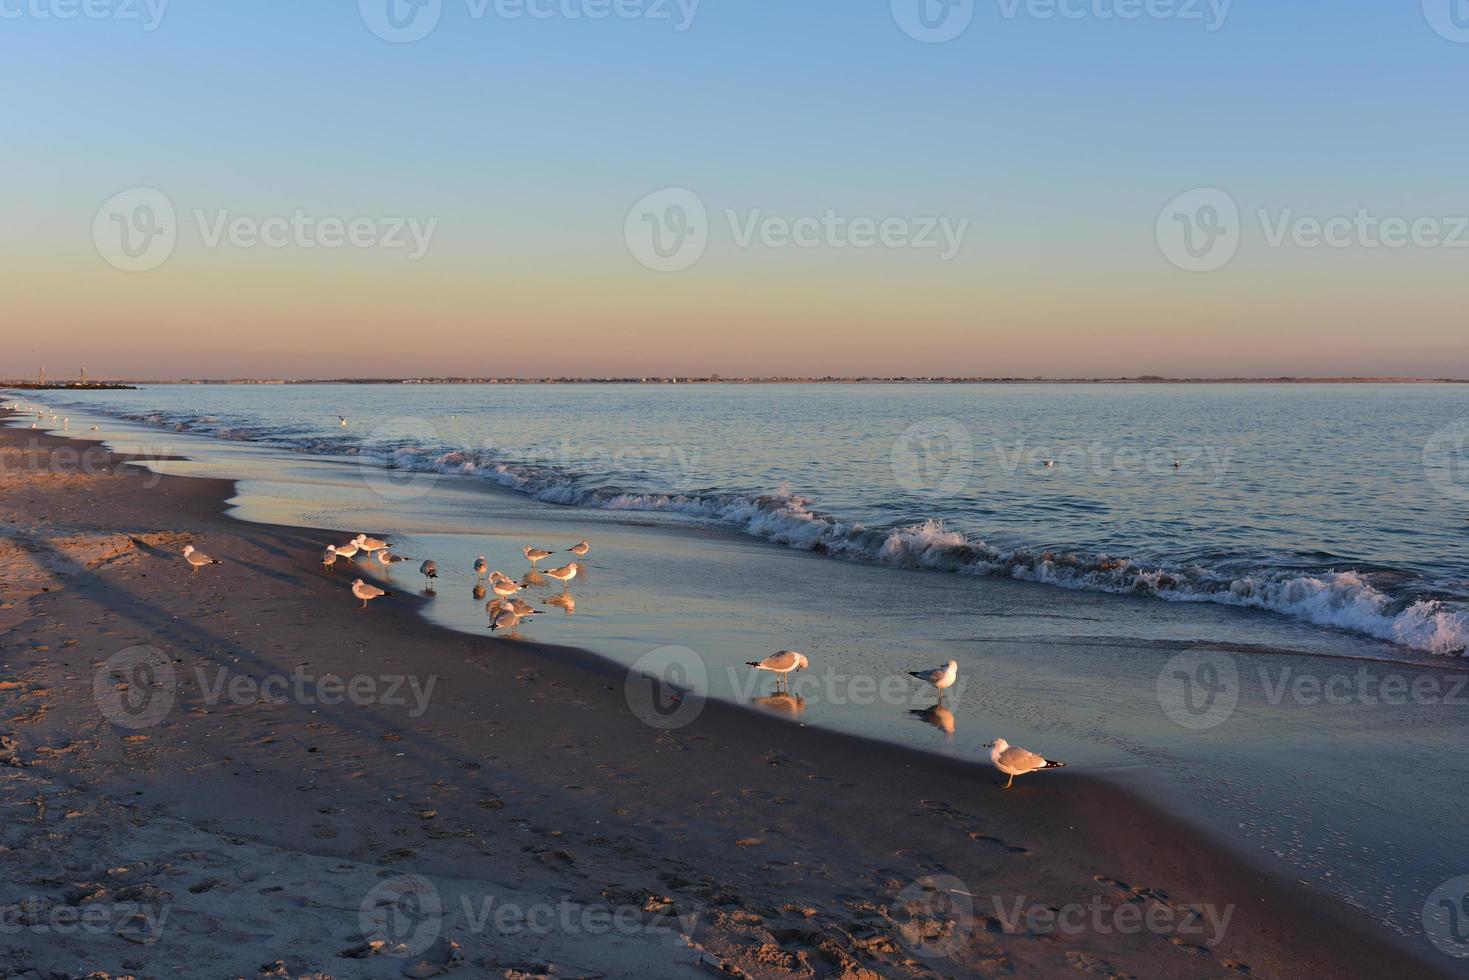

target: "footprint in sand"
[967,831,1030,855]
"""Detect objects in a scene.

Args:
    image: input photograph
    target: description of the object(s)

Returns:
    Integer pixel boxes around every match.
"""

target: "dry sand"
[0,419,1449,979]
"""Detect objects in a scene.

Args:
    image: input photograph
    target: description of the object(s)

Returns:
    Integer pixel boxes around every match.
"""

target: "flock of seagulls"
[318,531,588,634]
[175,518,1060,788]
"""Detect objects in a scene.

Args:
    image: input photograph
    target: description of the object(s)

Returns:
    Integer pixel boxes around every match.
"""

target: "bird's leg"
[1004,774,1014,789]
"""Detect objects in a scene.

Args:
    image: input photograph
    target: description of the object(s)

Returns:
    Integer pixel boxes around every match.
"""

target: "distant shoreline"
[5,376,1468,387]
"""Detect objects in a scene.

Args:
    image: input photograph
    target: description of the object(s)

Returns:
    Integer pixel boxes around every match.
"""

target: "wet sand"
[0,418,1453,979]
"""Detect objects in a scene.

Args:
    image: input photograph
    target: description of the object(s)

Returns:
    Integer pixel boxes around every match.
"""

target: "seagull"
[351,578,391,609]
[488,597,539,618]
[745,650,809,689]
[523,546,553,567]
[90,425,99,431]
[568,540,590,557]
[321,545,339,571]
[1043,459,1055,468]
[334,541,360,562]
[420,559,438,585]
[986,738,1066,789]
[491,578,522,599]
[375,549,409,571]
[544,562,579,588]
[489,606,519,632]
[473,556,488,579]
[908,660,958,700]
[1173,459,1182,469]
[355,533,388,553]
[182,544,221,573]
[339,416,348,427]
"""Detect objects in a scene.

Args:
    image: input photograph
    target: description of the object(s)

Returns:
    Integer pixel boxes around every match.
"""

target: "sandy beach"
[0,418,1454,979]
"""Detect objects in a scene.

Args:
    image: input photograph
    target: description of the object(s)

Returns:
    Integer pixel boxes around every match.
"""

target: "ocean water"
[9,383,1469,962]
[15,382,1469,656]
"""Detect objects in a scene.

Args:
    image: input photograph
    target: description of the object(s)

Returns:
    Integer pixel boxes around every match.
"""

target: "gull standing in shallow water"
[544,562,579,588]
[420,560,438,585]
[334,540,360,563]
[182,545,221,573]
[746,650,809,690]
[908,660,959,700]
[351,579,391,609]
[523,546,553,567]
[489,606,519,632]
[568,540,590,558]
[986,738,1066,789]
[473,556,488,579]
[355,533,388,554]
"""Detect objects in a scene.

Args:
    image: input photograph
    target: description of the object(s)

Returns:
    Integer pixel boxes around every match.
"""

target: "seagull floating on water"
[746,650,809,689]
[339,416,348,426]
[182,544,221,573]
[986,738,1066,789]
[351,578,391,609]
[908,660,958,699]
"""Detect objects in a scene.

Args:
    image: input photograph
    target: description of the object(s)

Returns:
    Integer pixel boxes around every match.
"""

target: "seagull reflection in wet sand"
[544,593,576,615]
[754,691,806,716]
[910,703,955,735]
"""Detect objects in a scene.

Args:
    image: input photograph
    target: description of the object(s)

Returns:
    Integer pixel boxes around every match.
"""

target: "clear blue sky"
[2,1,1466,377]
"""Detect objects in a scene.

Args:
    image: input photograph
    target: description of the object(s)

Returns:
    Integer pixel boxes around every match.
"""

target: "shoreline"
[0,418,1456,978]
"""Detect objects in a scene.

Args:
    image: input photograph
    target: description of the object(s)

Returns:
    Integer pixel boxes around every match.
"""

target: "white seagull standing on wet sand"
[568,540,590,557]
[355,533,388,554]
[321,545,339,571]
[523,546,553,567]
[746,650,809,689]
[181,545,221,573]
[908,660,959,699]
[489,606,519,632]
[544,562,579,588]
[420,559,438,585]
[334,540,360,563]
[491,577,523,599]
[375,549,409,572]
[986,738,1066,789]
[351,578,392,608]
